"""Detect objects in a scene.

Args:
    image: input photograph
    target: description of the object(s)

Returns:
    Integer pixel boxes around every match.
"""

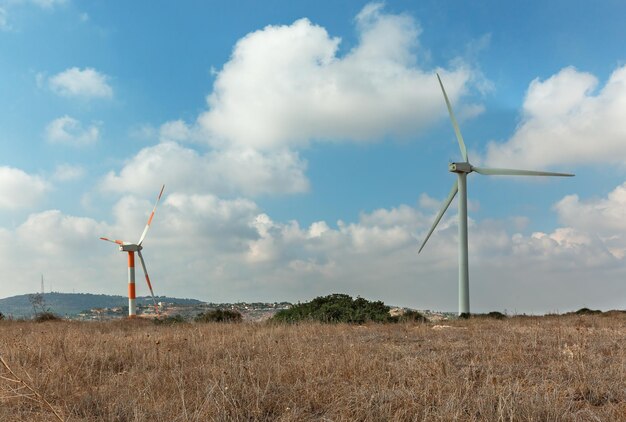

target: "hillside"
[0,292,203,318]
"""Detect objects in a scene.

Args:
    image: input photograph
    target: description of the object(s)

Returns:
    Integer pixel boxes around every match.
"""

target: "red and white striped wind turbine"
[100,185,165,318]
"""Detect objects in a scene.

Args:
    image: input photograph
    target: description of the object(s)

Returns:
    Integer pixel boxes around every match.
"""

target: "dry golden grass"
[1,314,625,421]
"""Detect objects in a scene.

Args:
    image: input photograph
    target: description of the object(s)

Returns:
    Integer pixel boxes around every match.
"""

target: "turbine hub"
[449,162,472,174]
[120,244,142,252]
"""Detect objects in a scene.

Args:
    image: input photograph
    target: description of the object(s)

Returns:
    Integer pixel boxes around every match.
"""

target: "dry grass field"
[1,314,625,421]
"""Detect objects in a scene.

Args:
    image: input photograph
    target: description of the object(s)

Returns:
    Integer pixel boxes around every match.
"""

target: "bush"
[0,311,4,321]
[195,309,242,323]
[153,314,187,325]
[472,311,507,320]
[575,308,602,316]
[393,309,428,323]
[272,293,397,324]
[601,310,626,318]
[34,312,61,322]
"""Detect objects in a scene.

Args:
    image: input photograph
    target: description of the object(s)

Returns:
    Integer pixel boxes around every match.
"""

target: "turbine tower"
[100,185,165,318]
[419,74,574,316]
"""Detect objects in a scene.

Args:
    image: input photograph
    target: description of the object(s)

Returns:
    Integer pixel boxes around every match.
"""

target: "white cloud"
[553,181,626,259]
[45,115,100,146]
[0,7,10,31]
[0,0,68,31]
[418,193,442,211]
[159,120,192,143]
[48,67,113,99]
[128,124,157,141]
[555,185,626,234]
[359,204,425,228]
[17,210,105,256]
[53,164,85,181]
[100,142,308,197]
[106,4,475,201]
[35,71,46,88]
[1,184,626,312]
[509,228,613,269]
[0,192,430,304]
[0,192,256,298]
[238,198,626,312]
[485,65,626,168]
[161,209,620,310]
[29,0,67,9]
[161,193,260,252]
[198,3,472,150]
[0,166,49,210]
[457,103,485,121]
[2,209,112,299]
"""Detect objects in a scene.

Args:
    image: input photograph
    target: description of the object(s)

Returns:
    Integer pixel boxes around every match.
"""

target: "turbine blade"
[138,184,165,246]
[137,250,159,315]
[419,179,458,254]
[472,166,574,177]
[437,73,468,161]
[100,237,125,245]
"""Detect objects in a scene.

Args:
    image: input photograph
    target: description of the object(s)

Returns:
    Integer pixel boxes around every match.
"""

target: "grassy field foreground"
[0,315,625,421]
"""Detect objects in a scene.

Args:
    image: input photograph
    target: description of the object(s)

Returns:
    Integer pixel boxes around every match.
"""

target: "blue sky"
[2,0,626,313]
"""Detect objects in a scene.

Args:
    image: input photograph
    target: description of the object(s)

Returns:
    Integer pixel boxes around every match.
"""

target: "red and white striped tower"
[128,251,136,317]
[100,185,165,318]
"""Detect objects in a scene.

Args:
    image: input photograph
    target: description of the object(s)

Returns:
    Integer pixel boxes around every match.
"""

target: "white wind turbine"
[100,185,165,318]
[419,74,574,316]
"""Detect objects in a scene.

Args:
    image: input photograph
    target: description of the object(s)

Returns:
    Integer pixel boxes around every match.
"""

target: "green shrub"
[195,309,242,323]
[272,293,397,324]
[153,314,187,325]
[575,307,602,316]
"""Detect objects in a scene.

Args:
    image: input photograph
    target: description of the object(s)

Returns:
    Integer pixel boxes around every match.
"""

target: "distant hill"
[0,292,204,318]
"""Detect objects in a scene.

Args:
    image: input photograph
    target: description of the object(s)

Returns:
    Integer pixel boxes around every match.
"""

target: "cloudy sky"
[1,0,626,314]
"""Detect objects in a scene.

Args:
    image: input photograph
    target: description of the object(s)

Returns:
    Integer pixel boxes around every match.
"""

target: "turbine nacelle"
[120,243,142,252]
[449,162,472,174]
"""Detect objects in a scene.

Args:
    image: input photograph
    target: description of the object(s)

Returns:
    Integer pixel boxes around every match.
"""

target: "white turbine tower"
[419,74,574,316]
[100,185,165,318]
